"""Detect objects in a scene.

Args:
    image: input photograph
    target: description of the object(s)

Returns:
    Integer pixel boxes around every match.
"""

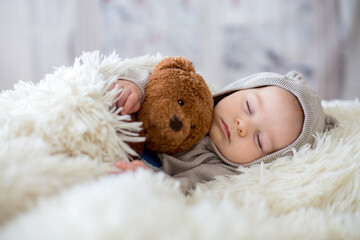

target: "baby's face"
[209,86,304,164]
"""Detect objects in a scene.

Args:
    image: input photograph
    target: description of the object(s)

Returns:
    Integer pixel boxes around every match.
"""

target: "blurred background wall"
[0,0,359,100]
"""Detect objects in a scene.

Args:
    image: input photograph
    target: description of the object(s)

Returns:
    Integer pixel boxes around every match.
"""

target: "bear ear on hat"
[154,57,195,73]
[286,71,306,84]
[325,114,338,131]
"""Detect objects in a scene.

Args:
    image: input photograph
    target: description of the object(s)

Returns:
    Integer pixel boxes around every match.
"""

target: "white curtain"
[0,0,100,91]
[339,0,360,99]
[0,0,359,100]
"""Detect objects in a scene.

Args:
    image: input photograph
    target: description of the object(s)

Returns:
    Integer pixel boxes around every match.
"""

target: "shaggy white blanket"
[0,52,359,240]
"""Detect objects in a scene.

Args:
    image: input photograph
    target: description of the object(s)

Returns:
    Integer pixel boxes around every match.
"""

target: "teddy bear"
[129,56,214,156]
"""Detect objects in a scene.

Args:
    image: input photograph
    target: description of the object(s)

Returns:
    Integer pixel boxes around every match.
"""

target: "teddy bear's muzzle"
[169,115,183,131]
[141,107,192,154]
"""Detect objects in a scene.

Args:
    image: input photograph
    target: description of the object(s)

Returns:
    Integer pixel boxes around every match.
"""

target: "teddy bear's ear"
[155,57,196,73]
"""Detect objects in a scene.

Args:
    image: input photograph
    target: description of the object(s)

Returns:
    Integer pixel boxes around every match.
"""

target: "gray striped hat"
[212,71,338,167]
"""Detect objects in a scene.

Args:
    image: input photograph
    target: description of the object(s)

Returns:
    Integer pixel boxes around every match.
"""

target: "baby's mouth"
[220,119,230,141]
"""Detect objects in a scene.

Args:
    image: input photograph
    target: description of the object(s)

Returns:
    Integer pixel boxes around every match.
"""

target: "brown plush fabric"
[133,57,213,155]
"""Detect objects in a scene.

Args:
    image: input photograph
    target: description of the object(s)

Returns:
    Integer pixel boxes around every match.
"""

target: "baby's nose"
[235,118,248,137]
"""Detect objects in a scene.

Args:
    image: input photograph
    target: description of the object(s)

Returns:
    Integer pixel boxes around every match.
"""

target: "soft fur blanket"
[0,52,359,240]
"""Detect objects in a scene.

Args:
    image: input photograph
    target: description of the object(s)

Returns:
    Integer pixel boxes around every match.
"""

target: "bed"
[0,52,359,239]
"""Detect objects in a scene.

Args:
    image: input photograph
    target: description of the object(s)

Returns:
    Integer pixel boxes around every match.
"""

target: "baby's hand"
[109,80,142,115]
[116,160,147,171]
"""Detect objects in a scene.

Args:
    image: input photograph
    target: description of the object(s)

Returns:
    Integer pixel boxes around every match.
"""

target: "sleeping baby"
[111,67,337,193]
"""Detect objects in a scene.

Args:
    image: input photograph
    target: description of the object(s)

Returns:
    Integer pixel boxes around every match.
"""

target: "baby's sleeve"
[118,68,151,98]
[172,163,240,194]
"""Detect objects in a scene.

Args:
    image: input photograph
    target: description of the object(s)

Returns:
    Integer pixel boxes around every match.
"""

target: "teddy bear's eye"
[178,100,184,106]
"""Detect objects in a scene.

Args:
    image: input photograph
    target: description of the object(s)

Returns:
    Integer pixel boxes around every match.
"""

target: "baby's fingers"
[129,102,141,115]
[116,161,146,171]
[115,90,129,109]
[116,161,130,171]
[121,93,141,115]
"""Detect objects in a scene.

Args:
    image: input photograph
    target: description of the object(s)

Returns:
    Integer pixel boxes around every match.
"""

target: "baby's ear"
[155,57,195,73]
[286,71,306,84]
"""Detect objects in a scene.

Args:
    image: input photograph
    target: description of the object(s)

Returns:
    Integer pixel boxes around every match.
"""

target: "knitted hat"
[212,71,338,167]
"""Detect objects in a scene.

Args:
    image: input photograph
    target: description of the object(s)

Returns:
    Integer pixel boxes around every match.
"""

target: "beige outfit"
[119,69,338,193]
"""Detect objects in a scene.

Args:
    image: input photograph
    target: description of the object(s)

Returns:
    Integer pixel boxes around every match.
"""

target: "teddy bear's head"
[136,57,213,155]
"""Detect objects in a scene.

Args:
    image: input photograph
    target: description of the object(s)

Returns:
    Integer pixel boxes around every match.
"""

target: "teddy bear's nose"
[169,115,183,131]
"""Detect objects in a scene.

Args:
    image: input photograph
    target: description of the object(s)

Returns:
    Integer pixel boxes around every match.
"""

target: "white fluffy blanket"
[0,52,359,239]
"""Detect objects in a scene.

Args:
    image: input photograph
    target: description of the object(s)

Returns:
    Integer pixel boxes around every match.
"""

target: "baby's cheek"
[227,141,261,164]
